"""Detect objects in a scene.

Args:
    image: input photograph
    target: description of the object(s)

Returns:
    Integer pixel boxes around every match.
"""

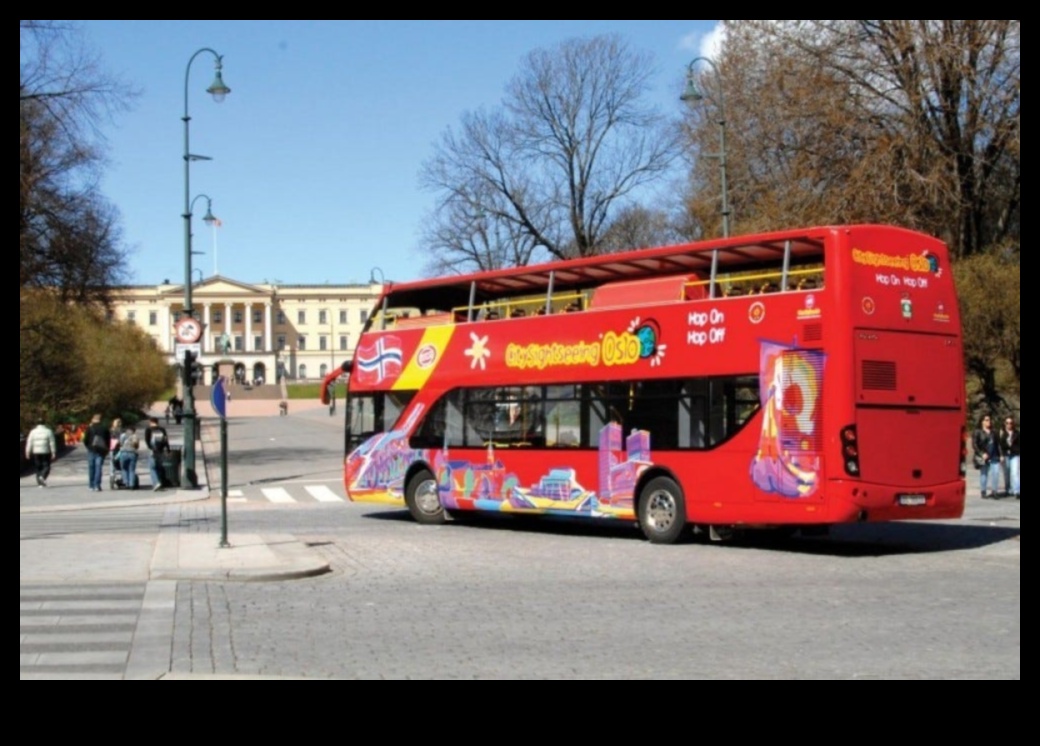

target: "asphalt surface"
[19,404,332,583]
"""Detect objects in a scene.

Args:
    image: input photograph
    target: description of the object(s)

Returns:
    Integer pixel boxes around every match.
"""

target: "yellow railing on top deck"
[683,266,824,299]
[451,291,586,321]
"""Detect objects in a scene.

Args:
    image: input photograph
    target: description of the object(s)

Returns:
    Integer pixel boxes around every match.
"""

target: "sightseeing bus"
[321,225,967,544]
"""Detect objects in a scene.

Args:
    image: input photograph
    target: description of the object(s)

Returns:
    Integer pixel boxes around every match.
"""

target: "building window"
[234,310,243,324]
[276,310,286,325]
[254,335,263,352]
[277,335,286,351]
[127,310,136,325]
[297,310,306,324]
[360,310,368,323]
[213,310,223,324]
[298,364,308,380]
[234,335,243,352]
[298,336,306,351]
[320,363,328,379]
[253,309,262,324]
[339,309,347,324]
[149,311,158,326]
[339,335,348,351]
[319,336,327,351]
[319,310,327,325]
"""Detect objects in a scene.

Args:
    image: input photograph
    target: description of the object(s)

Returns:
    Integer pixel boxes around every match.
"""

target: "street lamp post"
[182,48,230,488]
[681,57,730,238]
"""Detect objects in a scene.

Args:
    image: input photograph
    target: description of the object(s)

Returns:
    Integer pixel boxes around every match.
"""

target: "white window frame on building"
[277,335,286,351]
[233,310,243,324]
[297,310,306,324]
[298,335,306,351]
[149,311,158,326]
[254,335,263,352]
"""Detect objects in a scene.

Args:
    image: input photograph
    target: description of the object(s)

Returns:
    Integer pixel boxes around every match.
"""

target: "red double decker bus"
[322,224,967,543]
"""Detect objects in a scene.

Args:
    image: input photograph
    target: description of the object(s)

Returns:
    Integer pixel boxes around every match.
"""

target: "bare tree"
[681,20,1020,259]
[419,34,680,273]
[20,20,136,301]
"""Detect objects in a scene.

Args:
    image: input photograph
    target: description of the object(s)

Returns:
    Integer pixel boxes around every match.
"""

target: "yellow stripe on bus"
[393,326,455,390]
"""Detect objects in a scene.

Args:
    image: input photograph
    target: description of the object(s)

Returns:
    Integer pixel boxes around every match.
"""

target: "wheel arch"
[633,465,686,514]
[404,459,437,495]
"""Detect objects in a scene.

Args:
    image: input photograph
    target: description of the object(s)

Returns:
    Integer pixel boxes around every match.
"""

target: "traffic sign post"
[211,376,230,548]
[175,343,202,362]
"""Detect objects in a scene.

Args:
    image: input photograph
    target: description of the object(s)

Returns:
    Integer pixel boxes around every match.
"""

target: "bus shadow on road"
[781,521,1021,557]
[363,510,1020,556]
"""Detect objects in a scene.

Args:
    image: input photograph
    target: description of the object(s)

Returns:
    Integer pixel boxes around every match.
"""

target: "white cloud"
[678,22,726,59]
[699,23,726,59]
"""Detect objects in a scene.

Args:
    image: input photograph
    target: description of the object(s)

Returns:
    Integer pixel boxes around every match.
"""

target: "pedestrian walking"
[144,416,170,491]
[83,413,111,492]
[999,415,1020,499]
[972,414,1001,498]
[25,418,57,487]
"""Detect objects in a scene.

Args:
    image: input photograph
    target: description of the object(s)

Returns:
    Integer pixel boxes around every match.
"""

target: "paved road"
[21,406,1021,679]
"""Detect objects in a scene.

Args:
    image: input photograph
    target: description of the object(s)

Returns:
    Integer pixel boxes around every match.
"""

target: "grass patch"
[285,382,346,400]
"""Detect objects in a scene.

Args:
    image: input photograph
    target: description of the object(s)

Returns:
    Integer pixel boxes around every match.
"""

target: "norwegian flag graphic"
[355,335,403,384]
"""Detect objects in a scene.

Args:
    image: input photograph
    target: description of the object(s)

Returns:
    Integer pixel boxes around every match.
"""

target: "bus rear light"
[841,424,860,476]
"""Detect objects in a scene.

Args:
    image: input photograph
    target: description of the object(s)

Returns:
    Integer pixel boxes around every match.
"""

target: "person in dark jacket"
[999,415,1020,498]
[972,414,1001,499]
[144,416,170,491]
[83,413,111,492]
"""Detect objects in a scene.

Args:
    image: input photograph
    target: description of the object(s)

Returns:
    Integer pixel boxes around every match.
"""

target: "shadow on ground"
[361,509,1019,556]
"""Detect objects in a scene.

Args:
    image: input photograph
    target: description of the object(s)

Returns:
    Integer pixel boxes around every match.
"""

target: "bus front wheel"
[406,469,445,525]
[638,476,686,544]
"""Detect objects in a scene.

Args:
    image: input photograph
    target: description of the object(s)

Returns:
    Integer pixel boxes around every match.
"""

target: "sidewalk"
[20,408,330,583]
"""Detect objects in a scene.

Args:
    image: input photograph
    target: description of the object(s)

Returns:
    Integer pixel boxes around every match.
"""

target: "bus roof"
[378,225,863,311]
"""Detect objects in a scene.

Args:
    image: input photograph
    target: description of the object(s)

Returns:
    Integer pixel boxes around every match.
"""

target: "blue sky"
[77,21,722,286]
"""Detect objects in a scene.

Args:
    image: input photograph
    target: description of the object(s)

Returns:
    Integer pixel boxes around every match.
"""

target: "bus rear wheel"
[638,476,686,544]
[406,469,445,525]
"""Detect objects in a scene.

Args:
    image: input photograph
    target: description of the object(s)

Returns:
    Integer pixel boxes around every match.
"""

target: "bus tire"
[405,469,445,525]
[638,476,686,544]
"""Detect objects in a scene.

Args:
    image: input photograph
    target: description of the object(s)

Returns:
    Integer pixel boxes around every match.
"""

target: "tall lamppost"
[182,48,230,488]
[681,57,730,238]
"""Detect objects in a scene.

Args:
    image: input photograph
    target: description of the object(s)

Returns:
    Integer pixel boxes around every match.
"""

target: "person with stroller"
[118,424,141,490]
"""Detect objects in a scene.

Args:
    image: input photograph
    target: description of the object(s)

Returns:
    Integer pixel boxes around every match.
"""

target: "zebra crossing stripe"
[305,485,344,502]
[262,487,296,503]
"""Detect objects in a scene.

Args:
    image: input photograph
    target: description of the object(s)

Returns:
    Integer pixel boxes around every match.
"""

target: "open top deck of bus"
[366,225,834,329]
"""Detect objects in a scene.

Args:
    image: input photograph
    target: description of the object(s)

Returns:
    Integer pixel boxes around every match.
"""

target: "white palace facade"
[109,276,382,386]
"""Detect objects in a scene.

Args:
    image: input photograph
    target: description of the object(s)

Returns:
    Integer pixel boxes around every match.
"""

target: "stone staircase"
[179,381,291,418]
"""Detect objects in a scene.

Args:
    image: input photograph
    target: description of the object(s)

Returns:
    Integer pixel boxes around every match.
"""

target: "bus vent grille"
[862,360,897,390]
[802,323,823,342]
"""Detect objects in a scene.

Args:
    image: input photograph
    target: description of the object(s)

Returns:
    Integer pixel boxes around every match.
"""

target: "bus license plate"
[898,493,927,506]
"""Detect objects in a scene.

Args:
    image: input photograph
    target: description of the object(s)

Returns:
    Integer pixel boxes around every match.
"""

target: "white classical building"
[109,276,382,386]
